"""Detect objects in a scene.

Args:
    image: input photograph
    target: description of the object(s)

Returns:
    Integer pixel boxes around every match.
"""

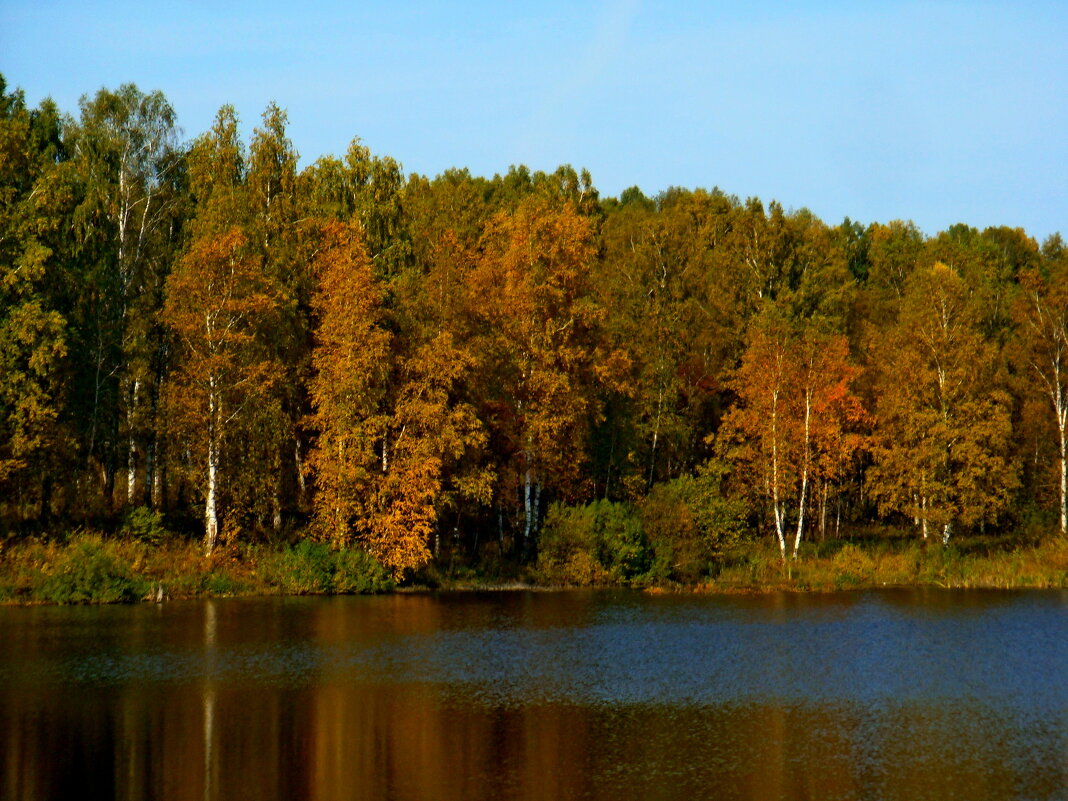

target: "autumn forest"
[2,78,1067,588]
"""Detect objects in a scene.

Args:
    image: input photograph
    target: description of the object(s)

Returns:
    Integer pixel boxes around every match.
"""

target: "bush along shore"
[3,498,1067,605]
[0,532,395,605]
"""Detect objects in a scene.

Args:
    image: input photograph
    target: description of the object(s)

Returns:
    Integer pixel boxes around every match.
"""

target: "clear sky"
[3,1,1066,239]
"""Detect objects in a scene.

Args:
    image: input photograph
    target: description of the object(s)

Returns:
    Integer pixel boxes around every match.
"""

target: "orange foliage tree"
[369,332,490,569]
[307,220,489,575]
[719,312,865,560]
[162,228,281,553]
[467,196,617,555]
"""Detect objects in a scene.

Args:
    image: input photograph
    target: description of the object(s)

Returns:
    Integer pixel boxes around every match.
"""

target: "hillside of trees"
[2,77,1066,583]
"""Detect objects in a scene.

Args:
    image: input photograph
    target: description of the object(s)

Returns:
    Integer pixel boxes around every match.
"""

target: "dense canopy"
[1,76,1065,576]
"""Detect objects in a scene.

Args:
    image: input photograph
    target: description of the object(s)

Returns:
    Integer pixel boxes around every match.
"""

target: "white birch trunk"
[1060,423,1067,536]
[1057,381,1067,535]
[771,388,786,561]
[204,379,220,555]
[126,378,140,505]
[271,461,283,532]
[648,387,663,490]
[793,467,807,559]
[294,441,306,504]
[792,391,812,559]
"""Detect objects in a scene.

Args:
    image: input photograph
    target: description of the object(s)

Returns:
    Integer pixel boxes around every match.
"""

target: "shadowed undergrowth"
[0,531,393,604]
[1,523,1066,605]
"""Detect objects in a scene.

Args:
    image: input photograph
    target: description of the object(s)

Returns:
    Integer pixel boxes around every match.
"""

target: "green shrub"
[536,503,609,585]
[121,506,169,545]
[36,535,149,604]
[536,500,649,585]
[264,541,393,595]
[333,547,394,593]
[284,540,335,593]
[592,500,649,580]
[641,472,747,583]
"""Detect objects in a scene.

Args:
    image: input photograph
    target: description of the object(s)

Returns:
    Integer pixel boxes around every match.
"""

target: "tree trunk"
[294,440,307,506]
[648,387,663,491]
[205,436,219,554]
[523,463,533,559]
[792,392,812,559]
[819,482,827,542]
[126,378,140,506]
[204,383,220,555]
[153,450,164,510]
[793,465,807,559]
[1058,383,1067,535]
[771,391,786,561]
[533,480,542,535]
[271,445,283,532]
[104,457,116,514]
[145,437,156,508]
[1060,425,1067,536]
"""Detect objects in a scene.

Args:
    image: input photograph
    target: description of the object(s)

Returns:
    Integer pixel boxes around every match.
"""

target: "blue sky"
[3,1,1066,239]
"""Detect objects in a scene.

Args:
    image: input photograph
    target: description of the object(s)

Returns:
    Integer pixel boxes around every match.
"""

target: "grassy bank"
[0,533,394,605]
[2,527,1067,606]
[702,535,1068,593]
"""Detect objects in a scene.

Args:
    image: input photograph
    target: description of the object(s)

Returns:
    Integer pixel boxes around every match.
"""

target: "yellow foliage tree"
[868,263,1017,542]
[306,220,389,548]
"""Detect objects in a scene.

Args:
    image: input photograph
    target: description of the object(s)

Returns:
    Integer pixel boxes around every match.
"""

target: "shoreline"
[2,531,1066,606]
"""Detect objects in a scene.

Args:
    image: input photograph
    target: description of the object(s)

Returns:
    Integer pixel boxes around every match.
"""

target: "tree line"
[1,78,1065,575]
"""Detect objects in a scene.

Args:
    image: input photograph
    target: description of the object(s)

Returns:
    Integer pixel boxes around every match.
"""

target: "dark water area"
[1,588,1066,800]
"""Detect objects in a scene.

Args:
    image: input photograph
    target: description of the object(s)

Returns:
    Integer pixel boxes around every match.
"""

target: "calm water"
[1,588,1066,801]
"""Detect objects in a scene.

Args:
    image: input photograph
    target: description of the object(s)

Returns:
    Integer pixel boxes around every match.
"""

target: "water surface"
[1,589,1065,800]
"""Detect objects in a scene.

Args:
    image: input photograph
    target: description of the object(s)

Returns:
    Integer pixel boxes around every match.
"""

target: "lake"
[1,588,1066,800]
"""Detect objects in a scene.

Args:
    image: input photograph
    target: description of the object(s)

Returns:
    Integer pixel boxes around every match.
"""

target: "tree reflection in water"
[1,590,1066,801]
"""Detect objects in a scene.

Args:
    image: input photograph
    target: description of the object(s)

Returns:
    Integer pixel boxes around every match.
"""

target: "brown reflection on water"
[3,683,1053,801]
[1,592,1066,801]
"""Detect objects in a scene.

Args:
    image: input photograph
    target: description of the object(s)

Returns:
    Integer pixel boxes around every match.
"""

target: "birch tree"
[247,103,304,530]
[162,106,281,552]
[468,196,608,556]
[720,312,864,560]
[1014,244,1068,533]
[163,229,280,552]
[69,85,180,508]
[720,315,796,559]
[868,263,1016,542]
